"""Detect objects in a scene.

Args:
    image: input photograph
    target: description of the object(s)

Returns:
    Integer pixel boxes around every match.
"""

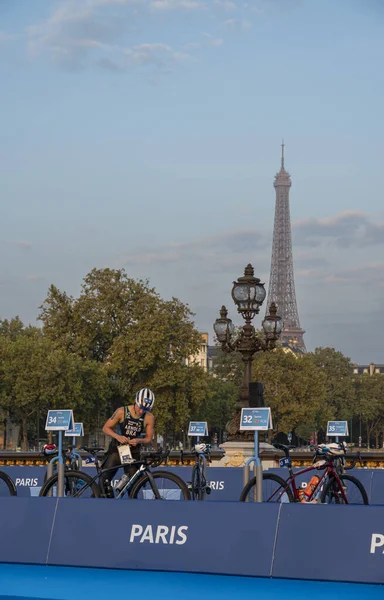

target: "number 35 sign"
[240,407,273,431]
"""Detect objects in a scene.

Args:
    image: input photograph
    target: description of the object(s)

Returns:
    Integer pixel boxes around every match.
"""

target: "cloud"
[213,0,237,11]
[11,241,32,250]
[323,262,384,288]
[201,32,224,46]
[222,17,252,29]
[27,1,198,71]
[150,0,205,10]
[0,32,17,44]
[293,210,384,248]
[26,274,44,282]
[97,42,194,71]
[27,3,129,69]
[123,227,270,267]
[295,256,330,268]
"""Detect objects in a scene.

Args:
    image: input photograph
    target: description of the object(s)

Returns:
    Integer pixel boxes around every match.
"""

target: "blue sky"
[1,0,383,363]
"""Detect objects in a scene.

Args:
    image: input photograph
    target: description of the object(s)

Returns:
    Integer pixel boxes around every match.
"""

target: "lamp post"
[213,264,282,439]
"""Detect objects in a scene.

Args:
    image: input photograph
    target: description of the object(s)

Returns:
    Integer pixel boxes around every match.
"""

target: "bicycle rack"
[242,431,263,503]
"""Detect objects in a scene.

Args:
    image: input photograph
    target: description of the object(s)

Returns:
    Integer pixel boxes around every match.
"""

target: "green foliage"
[198,376,237,435]
[354,374,384,445]
[37,268,206,442]
[309,347,356,421]
[0,328,110,449]
[253,349,327,437]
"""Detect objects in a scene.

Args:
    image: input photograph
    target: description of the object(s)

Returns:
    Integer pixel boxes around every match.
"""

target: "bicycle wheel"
[0,471,17,496]
[320,474,368,505]
[191,459,205,501]
[39,470,100,498]
[240,472,294,503]
[130,471,191,500]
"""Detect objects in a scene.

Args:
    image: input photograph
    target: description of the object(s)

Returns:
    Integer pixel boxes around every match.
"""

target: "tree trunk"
[22,416,28,451]
[2,419,6,450]
[376,433,379,449]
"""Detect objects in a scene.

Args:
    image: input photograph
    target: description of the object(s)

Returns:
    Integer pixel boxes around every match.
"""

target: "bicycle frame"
[272,459,347,503]
[69,459,163,499]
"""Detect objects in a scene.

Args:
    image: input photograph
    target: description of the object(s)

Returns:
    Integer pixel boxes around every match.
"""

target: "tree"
[198,376,237,443]
[253,349,327,441]
[0,329,110,450]
[354,374,384,448]
[210,347,243,387]
[39,269,201,364]
[309,347,356,422]
[38,268,207,443]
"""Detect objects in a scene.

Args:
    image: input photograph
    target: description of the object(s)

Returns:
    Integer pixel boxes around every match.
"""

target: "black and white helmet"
[135,388,155,411]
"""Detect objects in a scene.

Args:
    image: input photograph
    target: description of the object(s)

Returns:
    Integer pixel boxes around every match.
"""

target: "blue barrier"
[273,503,384,584]
[1,498,384,585]
[0,465,383,504]
[48,498,279,576]
[0,497,56,565]
[370,470,384,505]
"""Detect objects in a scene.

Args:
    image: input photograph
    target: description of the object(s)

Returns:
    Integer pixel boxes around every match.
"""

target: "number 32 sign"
[240,408,273,431]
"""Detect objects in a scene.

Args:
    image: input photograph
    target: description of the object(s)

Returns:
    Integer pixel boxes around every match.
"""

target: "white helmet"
[135,387,155,411]
[195,443,208,454]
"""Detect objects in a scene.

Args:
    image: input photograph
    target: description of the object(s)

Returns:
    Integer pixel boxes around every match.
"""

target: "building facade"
[352,362,384,376]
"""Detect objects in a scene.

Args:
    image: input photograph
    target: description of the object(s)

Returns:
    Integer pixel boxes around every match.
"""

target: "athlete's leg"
[99,450,121,494]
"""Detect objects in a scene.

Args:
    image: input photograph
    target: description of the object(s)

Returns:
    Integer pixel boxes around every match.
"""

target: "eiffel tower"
[265,143,306,353]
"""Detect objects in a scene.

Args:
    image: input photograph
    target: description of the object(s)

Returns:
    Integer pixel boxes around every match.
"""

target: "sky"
[1,0,383,364]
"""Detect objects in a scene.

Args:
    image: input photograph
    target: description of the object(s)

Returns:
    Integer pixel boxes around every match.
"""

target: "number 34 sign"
[45,410,74,432]
[240,407,273,431]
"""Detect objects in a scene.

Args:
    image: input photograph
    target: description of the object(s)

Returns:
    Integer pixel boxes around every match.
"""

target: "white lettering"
[15,478,39,487]
[130,524,143,542]
[370,534,384,554]
[155,526,169,544]
[176,526,188,545]
[140,525,154,544]
[130,524,188,544]
[209,481,224,490]
[169,525,176,544]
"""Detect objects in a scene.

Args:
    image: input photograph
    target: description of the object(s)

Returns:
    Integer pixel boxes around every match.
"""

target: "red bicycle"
[240,442,368,504]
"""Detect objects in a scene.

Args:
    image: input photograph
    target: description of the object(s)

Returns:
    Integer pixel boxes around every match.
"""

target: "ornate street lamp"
[213,264,282,438]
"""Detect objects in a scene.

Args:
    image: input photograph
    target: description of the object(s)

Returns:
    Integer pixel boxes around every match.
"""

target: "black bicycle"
[181,443,212,501]
[0,470,17,496]
[39,446,191,500]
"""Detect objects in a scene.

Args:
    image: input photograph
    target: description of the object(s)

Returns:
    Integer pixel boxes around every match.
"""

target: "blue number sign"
[188,422,208,436]
[65,422,84,437]
[45,410,74,432]
[240,408,273,431]
[327,421,349,437]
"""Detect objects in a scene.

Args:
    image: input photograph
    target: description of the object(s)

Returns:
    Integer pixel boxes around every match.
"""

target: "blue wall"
[1,466,384,504]
[0,498,383,585]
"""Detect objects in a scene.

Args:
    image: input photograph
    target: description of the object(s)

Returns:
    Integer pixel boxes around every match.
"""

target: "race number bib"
[118,444,134,465]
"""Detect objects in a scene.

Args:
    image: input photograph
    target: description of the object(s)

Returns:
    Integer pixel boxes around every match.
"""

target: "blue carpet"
[0,564,382,599]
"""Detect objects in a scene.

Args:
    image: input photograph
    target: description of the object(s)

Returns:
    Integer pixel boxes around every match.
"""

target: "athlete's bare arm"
[129,413,155,447]
[102,408,130,444]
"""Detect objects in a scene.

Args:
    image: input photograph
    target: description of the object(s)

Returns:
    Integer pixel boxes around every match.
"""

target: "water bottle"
[104,478,115,498]
[115,473,130,493]
[298,483,307,503]
[304,475,320,499]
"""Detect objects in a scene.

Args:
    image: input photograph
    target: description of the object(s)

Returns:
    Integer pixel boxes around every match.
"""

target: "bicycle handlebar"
[343,452,363,470]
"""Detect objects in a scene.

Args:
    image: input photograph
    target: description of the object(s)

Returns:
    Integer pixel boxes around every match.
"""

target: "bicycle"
[39,446,191,500]
[239,443,369,504]
[181,443,212,500]
[0,469,17,496]
[42,444,83,483]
